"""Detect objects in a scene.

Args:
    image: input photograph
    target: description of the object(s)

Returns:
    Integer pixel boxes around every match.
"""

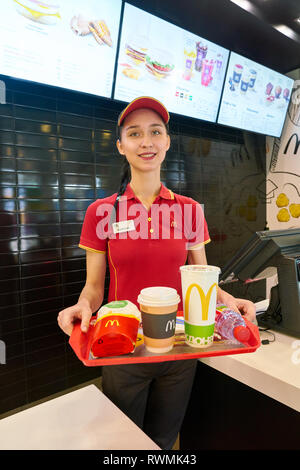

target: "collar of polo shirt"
[118,183,174,201]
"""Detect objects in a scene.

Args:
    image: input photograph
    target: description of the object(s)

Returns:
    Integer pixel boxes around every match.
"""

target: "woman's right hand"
[58,250,107,336]
[57,302,92,336]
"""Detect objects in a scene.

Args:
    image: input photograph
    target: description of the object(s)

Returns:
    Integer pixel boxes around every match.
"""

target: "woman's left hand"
[217,288,256,322]
[186,248,257,322]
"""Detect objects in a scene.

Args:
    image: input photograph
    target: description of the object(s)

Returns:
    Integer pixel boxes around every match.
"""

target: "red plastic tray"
[69,312,261,366]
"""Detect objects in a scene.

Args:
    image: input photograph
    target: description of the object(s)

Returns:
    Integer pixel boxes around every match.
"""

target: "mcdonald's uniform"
[78,183,210,450]
[79,183,210,312]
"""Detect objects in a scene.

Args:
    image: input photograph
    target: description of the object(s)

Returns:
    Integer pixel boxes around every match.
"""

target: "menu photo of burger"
[145,48,175,81]
[119,36,148,81]
[125,38,148,66]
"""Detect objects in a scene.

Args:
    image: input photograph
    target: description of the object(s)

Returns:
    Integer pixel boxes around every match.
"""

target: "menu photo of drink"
[113,3,229,123]
[217,51,294,137]
[0,0,122,98]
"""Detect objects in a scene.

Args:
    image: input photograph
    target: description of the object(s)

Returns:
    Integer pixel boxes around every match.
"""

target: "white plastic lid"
[180,265,221,273]
[137,286,180,307]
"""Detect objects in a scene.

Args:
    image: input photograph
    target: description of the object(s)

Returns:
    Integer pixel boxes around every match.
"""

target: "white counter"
[0,385,160,450]
[200,327,300,412]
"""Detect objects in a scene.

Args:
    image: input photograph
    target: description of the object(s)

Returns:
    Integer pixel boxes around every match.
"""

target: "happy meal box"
[88,300,141,358]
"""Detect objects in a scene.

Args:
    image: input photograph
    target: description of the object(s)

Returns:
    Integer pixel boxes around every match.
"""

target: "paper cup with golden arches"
[180,265,221,348]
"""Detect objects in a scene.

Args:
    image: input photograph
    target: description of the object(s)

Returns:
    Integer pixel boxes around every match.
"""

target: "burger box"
[69,311,261,366]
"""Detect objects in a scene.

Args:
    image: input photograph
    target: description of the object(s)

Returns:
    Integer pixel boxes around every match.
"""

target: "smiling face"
[116,108,170,174]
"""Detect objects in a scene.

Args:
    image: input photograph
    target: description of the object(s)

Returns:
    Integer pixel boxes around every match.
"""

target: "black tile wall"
[0,75,266,415]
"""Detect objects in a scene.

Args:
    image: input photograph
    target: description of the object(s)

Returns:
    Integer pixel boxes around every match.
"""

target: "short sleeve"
[79,200,109,254]
[185,200,210,250]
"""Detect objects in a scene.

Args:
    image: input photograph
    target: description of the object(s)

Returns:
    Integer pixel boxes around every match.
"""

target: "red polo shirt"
[79,183,210,311]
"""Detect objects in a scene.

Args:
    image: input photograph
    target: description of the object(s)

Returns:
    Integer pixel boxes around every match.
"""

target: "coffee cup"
[137,287,180,353]
[180,265,220,348]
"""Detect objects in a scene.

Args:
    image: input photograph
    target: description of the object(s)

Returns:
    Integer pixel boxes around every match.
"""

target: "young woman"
[57,96,256,449]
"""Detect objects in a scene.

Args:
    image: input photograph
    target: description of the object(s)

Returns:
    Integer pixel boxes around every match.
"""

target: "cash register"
[219,228,300,337]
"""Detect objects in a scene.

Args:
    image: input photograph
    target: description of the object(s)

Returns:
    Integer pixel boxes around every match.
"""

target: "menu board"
[113,3,229,123]
[0,0,122,98]
[217,51,294,137]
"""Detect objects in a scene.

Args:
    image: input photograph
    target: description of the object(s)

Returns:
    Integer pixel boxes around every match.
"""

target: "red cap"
[233,325,250,343]
[117,96,170,127]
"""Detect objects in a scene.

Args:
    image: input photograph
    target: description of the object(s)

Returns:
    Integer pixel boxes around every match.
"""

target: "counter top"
[200,303,300,412]
[0,385,160,450]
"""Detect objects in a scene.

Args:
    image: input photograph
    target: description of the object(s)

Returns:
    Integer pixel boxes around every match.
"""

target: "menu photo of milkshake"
[113,3,229,123]
[217,51,294,137]
[178,34,229,121]
[182,38,224,87]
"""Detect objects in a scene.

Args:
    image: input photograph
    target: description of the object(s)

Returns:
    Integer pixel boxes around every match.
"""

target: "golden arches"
[184,283,218,322]
[105,319,120,328]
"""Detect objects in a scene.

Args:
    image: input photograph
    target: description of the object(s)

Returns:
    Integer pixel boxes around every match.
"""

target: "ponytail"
[118,158,131,196]
[110,158,131,225]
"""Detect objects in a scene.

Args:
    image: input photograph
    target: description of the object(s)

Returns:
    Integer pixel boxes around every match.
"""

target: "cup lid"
[137,286,180,307]
[180,264,221,273]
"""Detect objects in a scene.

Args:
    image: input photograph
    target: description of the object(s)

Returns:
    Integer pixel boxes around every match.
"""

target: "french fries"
[70,15,112,47]
[89,20,112,47]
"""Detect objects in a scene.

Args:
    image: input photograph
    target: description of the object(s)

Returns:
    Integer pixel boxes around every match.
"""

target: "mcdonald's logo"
[184,283,218,322]
[166,319,175,332]
[105,319,120,328]
[283,133,300,155]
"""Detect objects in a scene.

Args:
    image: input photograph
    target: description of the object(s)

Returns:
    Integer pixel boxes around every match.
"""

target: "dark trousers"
[102,359,197,450]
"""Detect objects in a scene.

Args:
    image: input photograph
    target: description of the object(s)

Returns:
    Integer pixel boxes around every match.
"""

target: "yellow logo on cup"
[184,283,218,322]
[105,319,120,328]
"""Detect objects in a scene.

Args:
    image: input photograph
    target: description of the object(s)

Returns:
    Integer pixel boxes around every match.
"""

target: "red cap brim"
[118,96,169,127]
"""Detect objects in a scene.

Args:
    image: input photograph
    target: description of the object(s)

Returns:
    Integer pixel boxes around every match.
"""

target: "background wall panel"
[0,75,266,415]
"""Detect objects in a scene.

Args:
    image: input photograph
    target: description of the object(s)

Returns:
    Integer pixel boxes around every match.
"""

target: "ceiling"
[133,0,300,74]
[232,0,300,42]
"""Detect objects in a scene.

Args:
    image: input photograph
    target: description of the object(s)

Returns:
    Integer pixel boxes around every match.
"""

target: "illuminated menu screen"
[0,0,122,98]
[217,51,294,137]
[113,3,229,123]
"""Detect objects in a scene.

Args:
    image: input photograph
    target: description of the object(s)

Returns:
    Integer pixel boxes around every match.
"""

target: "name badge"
[112,219,135,234]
